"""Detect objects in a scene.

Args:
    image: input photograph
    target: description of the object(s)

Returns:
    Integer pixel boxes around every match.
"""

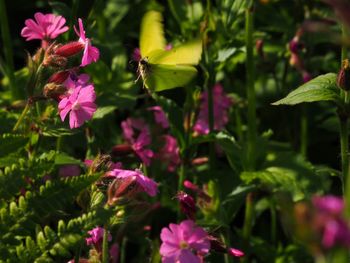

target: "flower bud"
[107,176,140,205]
[43,54,67,68]
[176,191,196,219]
[55,41,84,57]
[111,144,134,157]
[48,70,70,84]
[43,83,67,100]
[302,71,312,83]
[89,154,113,173]
[289,36,303,54]
[256,39,264,59]
[191,157,209,166]
[337,59,350,91]
[289,53,303,70]
[228,248,245,258]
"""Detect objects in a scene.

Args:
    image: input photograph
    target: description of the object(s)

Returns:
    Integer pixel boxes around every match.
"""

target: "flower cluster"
[120,106,180,171]
[21,12,100,129]
[193,83,232,135]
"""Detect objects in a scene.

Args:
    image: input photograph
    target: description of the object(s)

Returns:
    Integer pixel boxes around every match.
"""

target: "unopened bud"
[43,54,67,68]
[191,157,209,166]
[90,154,113,173]
[337,59,350,91]
[289,53,303,70]
[42,43,67,68]
[111,144,134,156]
[48,70,70,84]
[289,36,304,54]
[302,71,312,83]
[176,191,196,219]
[256,39,264,59]
[43,83,67,100]
[55,41,84,57]
[228,248,244,258]
[107,176,140,205]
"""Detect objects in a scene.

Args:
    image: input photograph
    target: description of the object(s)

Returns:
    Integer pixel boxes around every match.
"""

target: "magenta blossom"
[193,83,232,135]
[160,220,210,263]
[74,18,99,66]
[107,168,158,197]
[64,73,90,93]
[58,84,97,129]
[21,12,68,46]
[86,226,112,250]
[156,135,180,172]
[148,106,169,129]
[121,118,154,165]
[312,195,350,249]
[312,195,344,216]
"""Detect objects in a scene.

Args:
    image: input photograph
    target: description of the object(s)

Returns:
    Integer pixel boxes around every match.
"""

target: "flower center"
[179,240,189,249]
[72,101,81,110]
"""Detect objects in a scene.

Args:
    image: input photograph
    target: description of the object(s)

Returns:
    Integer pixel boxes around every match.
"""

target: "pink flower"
[156,135,180,172]
[86,227,112,251]
[75,18,100,66]
[121,118,154,165]
[312,195,344,216]
[148,106,169,129]
[64,73,90,92]
[58,84,97,129]
[312,195,350,249]
[193,83,232,135]
[107,168,158,197]
[160,220,210,263]
[21,12,68,44]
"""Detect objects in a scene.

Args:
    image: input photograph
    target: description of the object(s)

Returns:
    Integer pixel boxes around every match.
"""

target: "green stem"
[242,192,254,261]
[12,102,31,132]
[300,105,308,158]
[0,0,20,100]
[270,199,277,245]
[245,7,256,171]
[120,237,127,263]
[101,225,109,263]
[242,6,256,262]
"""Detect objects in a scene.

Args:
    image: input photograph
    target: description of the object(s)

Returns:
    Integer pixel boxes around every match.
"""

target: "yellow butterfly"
[137,11,202,92]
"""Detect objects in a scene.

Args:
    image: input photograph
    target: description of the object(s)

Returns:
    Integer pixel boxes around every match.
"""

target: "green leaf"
[54,152,82,166]
[240,167,306,201]
[272,73,341,106]
[92,106,117,120]
[0,134,28,158]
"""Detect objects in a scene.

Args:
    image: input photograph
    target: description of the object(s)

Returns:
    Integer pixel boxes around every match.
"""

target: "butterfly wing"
[140,11,166,57]
[148,39,202,65]
[144,64,197,92]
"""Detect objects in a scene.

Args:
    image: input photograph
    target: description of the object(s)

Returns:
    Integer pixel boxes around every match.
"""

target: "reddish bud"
[289,53,303,70]
[302,71,312,83]
[191,157,209,166]
[55,41,84,57]
[176,191,196,219]
[289,36,304,54]
[228,248,245,258]
[337,59,350,91]
[256,39,264,59]
[183,180,200,191]
[48,70,70,84]
[111,144,134,156]
[107,176,141,205]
